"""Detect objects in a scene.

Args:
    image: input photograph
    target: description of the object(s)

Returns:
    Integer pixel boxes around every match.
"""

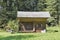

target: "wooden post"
[20,23,26,31]
[18,19,20,32]
[33,23,35,32]
[41,22,46,33]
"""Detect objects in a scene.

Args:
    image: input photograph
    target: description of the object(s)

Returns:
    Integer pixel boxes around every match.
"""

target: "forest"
[0,0,60,30]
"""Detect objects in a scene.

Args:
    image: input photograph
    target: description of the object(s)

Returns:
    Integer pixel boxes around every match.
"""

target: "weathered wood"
[18,18,47,32]
[19,22,47,32]
[17,11,50,32]
[41,23,46,30]
[33,23,35,32]
[35,23,41,32]
[18,18,47,22]
[20,23,26,31]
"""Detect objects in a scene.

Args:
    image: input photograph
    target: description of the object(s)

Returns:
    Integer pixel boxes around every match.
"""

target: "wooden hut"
[17,11,50,32]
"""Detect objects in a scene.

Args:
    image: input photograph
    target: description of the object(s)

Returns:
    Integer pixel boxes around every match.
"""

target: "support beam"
[33,23,36,32]
[20,23,26,31]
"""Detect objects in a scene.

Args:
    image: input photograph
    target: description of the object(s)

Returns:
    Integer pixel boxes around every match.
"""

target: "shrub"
[47,17,57,26]
[6,20,19,32]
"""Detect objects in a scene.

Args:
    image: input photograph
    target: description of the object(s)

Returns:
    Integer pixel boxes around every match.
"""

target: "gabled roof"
[17,11,50,18]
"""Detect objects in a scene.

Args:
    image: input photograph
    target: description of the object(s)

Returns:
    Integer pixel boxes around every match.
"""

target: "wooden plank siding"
[17,18,47,32]
[18,18,47,22]
[18,21,46,32]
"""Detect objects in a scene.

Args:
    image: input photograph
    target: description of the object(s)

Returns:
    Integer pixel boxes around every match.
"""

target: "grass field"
[0,25,60,40]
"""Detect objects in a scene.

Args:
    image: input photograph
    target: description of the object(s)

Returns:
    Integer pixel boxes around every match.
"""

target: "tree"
[0,0,7,28]
[0,0,17,28]
[45,0,58,25]
[56,0,60,25]
[17,0,38,11]
[37,0,46,11]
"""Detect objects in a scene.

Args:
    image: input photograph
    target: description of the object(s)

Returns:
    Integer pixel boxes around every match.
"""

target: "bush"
[47,17,57,26]
[5,20,19,32]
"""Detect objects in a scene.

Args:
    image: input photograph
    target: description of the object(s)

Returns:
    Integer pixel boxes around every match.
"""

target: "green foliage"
[6,0,17,11]
[17,0,37,11]
[17,0,46,11]
[0,0,60,29]
[46,0,60,24]
[37,0,46,11]
[47,17,57,26]
[45,0,56,17]
[7,20,19,32]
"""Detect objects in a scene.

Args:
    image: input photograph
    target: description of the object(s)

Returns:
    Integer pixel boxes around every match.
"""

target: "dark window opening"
[20,22,33,31]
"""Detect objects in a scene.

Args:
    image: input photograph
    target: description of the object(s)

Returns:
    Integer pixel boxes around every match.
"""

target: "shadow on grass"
[0,35,36,40]
[47,30,58,33]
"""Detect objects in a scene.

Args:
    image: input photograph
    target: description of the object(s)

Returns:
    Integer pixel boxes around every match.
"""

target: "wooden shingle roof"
[17,11,50,18]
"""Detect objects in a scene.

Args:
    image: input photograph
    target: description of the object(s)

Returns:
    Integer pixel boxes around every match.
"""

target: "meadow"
[0,25,60,40]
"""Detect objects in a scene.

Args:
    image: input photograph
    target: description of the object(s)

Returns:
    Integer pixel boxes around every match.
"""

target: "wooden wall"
[18,18,47,32]
[18,18,47,22]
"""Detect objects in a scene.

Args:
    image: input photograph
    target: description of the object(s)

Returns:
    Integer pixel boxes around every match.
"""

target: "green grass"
[0,25,60,40]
